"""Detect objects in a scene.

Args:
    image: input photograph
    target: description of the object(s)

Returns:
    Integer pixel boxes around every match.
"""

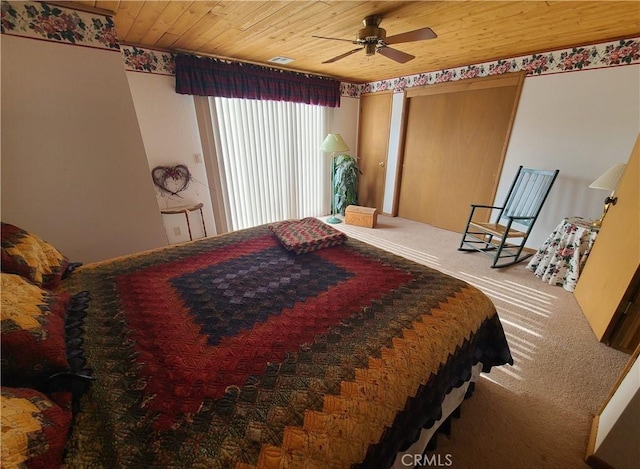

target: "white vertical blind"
[211,97,331,230]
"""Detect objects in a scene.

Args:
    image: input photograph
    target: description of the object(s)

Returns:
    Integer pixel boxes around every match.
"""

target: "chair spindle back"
[501,167,559,227]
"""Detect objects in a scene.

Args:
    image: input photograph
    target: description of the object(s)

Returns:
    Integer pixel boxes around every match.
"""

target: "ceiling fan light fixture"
[365,43,376,56]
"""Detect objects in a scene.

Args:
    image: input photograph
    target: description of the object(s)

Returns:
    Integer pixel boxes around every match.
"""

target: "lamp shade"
[589,163,627,191]
[320,133,350,153]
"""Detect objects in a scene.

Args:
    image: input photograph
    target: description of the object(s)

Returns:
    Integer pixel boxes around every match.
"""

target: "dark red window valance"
[175,54,341,108]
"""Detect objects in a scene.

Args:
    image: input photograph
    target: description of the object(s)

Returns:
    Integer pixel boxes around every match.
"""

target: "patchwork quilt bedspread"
[62,224,512,468]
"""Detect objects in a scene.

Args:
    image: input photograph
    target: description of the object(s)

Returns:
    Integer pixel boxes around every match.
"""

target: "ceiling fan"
[313,15,437,64]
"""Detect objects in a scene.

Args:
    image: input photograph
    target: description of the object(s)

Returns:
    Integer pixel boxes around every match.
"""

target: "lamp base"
[326,216,342,224]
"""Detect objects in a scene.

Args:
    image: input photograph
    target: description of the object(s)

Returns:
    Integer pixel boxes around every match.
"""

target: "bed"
[1,218,512,468]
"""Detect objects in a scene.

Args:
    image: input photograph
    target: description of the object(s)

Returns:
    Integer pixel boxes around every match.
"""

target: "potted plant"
[333,154,362,215]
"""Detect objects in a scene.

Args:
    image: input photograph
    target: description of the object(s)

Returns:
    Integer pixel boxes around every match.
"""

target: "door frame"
[357,90,393,213]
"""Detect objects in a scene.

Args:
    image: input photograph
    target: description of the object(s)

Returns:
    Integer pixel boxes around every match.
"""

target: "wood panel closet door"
[398,74,524,232]
[357,92,392,211]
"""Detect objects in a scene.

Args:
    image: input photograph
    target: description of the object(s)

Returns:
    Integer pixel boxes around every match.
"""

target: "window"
[211,97,331,230]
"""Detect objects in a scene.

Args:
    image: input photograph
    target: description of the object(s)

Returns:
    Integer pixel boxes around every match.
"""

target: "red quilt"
[62,224,512,468]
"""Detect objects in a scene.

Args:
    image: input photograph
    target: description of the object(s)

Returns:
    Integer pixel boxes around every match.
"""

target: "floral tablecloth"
[526,217,600,292]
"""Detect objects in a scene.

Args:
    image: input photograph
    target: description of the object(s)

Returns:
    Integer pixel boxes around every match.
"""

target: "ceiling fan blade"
[312,35,358,44]
[384,27,437,45]
[322,48,363,64]
[377,46,415,63]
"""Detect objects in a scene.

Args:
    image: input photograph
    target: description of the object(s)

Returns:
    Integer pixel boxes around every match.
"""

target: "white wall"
[594,355,640,469]
[126,72,216,244]
[1,35,167,263]
[496,65,640,248]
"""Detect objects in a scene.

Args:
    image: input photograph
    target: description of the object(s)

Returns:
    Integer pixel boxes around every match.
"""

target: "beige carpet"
[324,214,630,469]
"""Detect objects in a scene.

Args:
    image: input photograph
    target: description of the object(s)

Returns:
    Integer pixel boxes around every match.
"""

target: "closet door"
[357,92,392,211]
[398,74,524,232]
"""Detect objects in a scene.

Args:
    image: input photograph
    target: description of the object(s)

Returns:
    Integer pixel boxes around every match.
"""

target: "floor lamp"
[320,133,350,224]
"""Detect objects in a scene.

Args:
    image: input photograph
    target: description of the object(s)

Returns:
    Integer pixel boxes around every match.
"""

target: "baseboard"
[585,415,615,469]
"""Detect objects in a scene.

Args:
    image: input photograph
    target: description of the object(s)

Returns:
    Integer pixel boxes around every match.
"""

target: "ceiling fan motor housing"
[357,26,386,42]
[357,14,386,46]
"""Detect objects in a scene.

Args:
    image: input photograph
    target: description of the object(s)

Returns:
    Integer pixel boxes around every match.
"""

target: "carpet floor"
[325,214,630,469]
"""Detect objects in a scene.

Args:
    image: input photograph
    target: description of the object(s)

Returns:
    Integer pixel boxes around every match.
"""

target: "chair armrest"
[465,205,504,226]
[468,204,503,219]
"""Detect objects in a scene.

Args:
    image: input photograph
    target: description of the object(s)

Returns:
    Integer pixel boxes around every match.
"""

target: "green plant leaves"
[333,154,362,215]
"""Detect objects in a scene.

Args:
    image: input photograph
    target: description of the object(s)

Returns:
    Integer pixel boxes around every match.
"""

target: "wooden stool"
[160,202,206,241]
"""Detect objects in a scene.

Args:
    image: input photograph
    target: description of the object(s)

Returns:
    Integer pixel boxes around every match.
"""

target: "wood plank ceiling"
[61,1,640,83]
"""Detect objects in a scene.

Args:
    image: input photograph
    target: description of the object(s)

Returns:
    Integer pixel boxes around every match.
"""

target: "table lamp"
[320,133,350,224]
[588,163,627,228]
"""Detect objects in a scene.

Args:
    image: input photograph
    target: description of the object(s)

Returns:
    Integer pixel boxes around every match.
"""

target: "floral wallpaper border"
[1,1,118,50]
[122,46,175,75]
[2,1,637,97]
[123,38,639,99]
[343,38,640,97]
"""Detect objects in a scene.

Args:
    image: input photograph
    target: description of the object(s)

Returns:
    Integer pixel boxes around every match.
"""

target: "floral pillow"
[1,386,72,469]
[268,217,347,255]
[1,222,70,289]
[1,273,71,389]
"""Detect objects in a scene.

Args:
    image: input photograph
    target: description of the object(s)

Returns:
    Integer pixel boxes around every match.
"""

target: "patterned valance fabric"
[175,54,341,107]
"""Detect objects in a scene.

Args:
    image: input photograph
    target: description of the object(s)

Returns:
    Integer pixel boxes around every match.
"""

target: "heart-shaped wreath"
[151,165,191,197]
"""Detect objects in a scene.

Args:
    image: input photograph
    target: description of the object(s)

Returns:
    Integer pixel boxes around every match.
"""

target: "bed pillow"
[268,217,347,254]
[1,273,70,388]
[1,386,72,469]
[1,222,70,290]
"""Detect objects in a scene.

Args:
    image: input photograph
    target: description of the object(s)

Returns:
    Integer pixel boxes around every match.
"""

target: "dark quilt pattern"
[62,225,513,469]
[171,247,354,346]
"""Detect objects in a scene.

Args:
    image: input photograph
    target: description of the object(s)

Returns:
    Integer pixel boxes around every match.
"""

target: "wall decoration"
[151,165,192,197]
[1,1,119,50]
[122,46,175,75]
[353,37,640,96]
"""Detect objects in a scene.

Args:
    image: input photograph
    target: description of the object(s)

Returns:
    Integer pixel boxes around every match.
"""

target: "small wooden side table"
[160,202,207,241]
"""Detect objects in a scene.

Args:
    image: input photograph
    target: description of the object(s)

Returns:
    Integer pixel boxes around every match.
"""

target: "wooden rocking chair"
[459,166,559,268]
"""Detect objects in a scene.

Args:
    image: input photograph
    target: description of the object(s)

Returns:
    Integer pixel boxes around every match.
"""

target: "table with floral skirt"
[526,217,600,292]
